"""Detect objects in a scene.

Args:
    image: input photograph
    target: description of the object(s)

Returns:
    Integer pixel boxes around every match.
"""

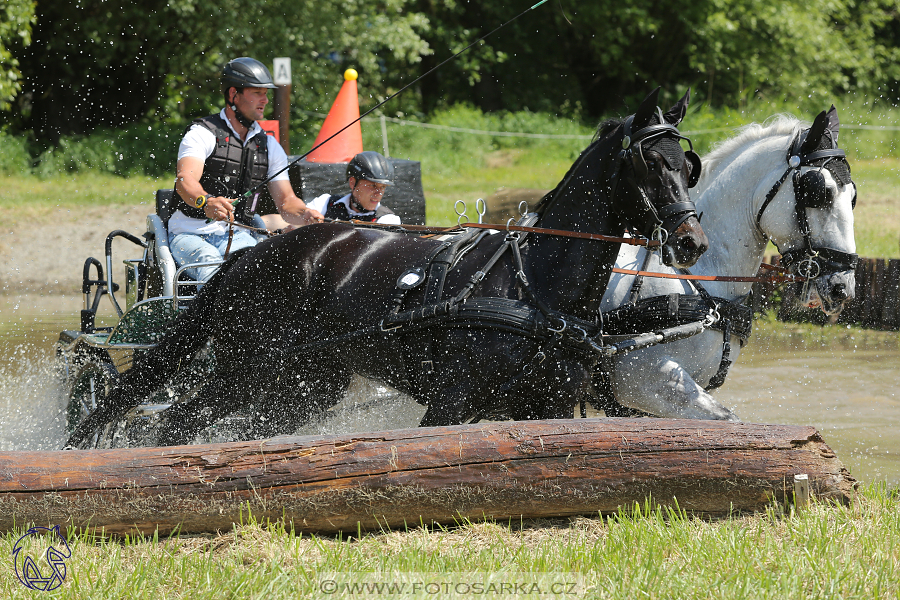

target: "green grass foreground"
[2,485,897,599]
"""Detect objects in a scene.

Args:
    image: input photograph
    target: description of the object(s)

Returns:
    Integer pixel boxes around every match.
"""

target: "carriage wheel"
[66,360,119,447]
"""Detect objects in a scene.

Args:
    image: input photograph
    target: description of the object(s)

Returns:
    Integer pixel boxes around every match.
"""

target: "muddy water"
[717,344,900,487]
[1,293,898,486]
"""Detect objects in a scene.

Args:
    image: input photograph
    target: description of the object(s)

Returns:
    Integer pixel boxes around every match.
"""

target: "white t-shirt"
[307,193,402,225]
[169,109,291,235]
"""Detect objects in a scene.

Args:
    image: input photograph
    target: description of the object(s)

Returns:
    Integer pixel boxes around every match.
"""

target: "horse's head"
[756,106,858,315]
[608,88,709,268]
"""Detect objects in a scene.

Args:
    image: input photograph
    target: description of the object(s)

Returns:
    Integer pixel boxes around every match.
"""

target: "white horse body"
[599,112,857,420]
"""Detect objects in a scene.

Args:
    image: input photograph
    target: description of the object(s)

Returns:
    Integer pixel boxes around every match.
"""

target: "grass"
[2,485,898,598]
[0,173,164,226]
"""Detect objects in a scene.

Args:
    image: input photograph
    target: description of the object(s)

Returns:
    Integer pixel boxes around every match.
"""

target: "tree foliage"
[5,0,900,145]
[0,0,36,113]
[407,0,900,116]
[12,0,430,145]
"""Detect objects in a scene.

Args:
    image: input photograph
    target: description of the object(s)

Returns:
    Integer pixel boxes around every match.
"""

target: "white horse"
[597,107,858,420]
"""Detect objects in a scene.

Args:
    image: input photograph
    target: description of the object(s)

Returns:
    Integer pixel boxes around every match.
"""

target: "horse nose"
[678,233,708,256]
[830,282,849,302]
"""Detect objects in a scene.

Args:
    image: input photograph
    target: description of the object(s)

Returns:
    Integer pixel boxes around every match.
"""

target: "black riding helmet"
[347,151,394,185]
[222,57,278,92]
[221,57,277,127]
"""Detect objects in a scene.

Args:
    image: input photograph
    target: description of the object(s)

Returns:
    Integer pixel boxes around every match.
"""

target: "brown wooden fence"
[752,256,900,330]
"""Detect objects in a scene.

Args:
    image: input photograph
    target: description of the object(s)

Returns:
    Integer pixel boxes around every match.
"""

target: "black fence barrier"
[752,257,900,330]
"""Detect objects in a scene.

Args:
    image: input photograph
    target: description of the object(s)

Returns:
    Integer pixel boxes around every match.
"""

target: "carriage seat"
[147,189,269,297]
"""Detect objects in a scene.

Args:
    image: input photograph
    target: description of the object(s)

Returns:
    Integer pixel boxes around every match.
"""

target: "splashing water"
[292,375,426,437]
[0,346,69,450]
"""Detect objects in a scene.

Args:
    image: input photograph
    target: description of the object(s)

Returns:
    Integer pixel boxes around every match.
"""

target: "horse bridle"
[755,128,858,281]
[612,109,702,244]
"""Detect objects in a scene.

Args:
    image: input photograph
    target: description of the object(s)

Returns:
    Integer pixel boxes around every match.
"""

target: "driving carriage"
[56,157,431,447]
[57,88,716,450]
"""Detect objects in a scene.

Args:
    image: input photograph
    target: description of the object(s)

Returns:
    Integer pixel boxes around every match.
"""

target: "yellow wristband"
[195,194,209,209]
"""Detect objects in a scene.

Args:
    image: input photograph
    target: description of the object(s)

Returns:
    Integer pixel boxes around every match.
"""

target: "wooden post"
[272,57,292,154]
[794,473,810,511]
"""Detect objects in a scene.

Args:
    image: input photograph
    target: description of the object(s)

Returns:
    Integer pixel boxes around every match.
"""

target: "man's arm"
[175,156,239,222]
[268,178,324,228]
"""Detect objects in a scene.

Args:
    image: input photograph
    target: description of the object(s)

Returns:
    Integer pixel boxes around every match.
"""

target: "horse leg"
[154,372,263,446]
[417,379,476,427]
[611,350,740,421]
[248,365,352,438]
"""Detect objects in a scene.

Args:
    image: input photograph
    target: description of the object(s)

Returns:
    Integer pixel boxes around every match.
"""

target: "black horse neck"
[524,134,626,319]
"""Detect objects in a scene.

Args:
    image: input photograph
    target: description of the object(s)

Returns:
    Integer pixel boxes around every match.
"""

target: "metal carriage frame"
[56,190,269,447]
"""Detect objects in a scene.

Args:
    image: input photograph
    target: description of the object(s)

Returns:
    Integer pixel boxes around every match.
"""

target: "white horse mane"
[700,114,809,180]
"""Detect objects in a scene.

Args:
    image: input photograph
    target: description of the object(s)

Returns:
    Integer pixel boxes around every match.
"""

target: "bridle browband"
[612,109,701,243]
[755,127,858,281]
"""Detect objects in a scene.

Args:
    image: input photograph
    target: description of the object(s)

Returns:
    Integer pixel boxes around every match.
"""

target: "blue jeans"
[168,229,258,284]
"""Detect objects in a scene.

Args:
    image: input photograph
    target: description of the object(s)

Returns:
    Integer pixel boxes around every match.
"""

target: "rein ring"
[548,317,567,334]
[652,223,669,248]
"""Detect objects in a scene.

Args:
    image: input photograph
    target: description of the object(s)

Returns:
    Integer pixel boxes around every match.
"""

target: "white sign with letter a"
[273,57,291,85]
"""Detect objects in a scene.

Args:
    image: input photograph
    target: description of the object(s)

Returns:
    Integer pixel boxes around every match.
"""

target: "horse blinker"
[795,168,831,209]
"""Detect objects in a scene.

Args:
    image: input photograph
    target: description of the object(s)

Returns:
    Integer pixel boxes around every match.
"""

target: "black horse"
[66,88,709,448]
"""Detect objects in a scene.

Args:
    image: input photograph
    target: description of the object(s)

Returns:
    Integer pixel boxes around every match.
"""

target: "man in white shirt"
[306,151,402,224]
[170,57,323,282]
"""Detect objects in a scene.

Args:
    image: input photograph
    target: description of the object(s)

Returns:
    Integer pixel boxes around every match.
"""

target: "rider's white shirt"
[169,109,290,236]
[307,193,402,225]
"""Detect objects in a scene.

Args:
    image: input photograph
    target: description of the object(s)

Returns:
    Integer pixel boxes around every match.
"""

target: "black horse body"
[66,89,709,448]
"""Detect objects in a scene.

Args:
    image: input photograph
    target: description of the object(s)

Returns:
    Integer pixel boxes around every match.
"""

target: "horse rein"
[611,262,804,284]
[321,218,665,247]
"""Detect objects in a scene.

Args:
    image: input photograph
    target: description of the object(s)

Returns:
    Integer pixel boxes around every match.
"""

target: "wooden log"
[0,419,856,536]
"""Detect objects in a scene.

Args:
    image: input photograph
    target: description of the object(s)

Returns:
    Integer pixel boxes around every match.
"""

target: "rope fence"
[300,110,900,147]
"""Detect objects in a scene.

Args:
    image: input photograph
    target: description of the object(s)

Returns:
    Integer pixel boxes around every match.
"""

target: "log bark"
[0,419,856,535]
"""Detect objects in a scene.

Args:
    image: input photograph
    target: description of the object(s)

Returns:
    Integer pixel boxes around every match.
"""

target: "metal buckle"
[652,223,668,249]
[379,319,403,332]
[571,326,588,343]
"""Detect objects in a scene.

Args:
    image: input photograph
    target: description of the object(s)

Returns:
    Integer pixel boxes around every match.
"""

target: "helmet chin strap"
[231,103,255,129]
[348,188,368,213]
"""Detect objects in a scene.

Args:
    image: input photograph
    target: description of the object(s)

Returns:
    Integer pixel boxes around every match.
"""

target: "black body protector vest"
[174,114,269,226]
[324,194,395,223]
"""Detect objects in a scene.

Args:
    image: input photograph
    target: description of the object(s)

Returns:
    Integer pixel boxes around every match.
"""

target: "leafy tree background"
[3,0,900,148]
[0,0,36,112]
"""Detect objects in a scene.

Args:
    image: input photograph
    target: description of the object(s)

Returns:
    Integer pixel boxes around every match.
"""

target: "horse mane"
[592,117,625,142]
[534,118,624,213]
[700,114,807,179]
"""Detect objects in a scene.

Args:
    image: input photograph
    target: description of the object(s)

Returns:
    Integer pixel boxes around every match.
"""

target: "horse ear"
[633,87,661,128]
[801,110,828,154]
[663,88,691,126]
[824,104,840,142]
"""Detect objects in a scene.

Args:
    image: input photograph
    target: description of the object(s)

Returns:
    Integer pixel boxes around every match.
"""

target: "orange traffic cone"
[306,69,364,163]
